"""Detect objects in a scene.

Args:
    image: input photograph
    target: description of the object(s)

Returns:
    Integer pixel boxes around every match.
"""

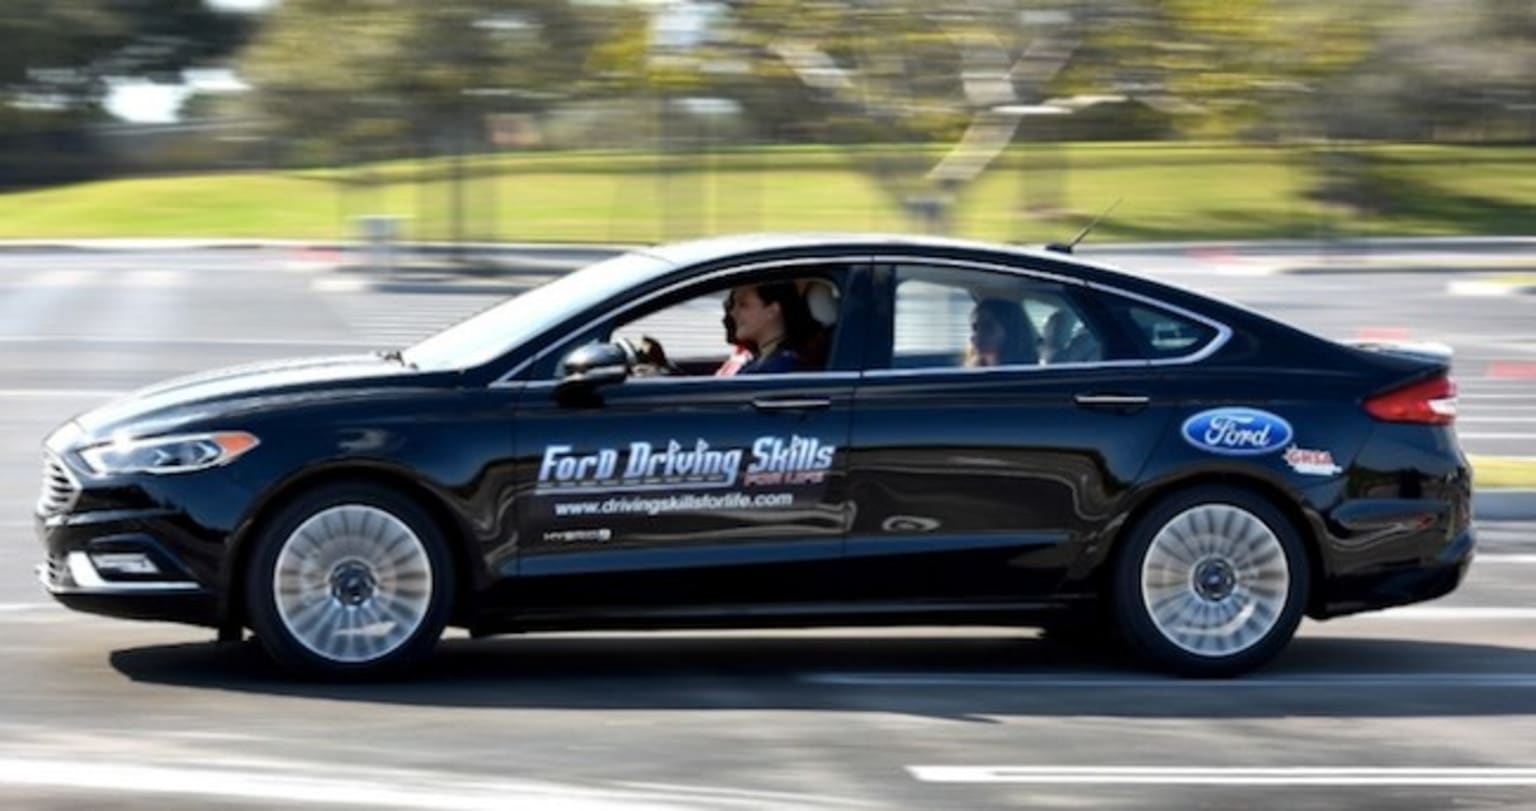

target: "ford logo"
[1181,408,1293,456]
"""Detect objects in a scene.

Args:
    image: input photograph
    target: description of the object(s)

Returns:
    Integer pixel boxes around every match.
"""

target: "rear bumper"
[1315,523,1474,619]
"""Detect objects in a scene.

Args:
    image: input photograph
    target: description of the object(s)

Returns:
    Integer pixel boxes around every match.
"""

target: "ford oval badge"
[1181,408,1293,456]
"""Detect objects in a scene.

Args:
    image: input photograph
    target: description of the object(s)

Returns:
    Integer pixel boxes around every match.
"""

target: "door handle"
[1074,393,1150,410]
[753,397,832,412]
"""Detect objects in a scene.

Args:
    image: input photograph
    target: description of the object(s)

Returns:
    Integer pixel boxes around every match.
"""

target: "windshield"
[401,252,674,372]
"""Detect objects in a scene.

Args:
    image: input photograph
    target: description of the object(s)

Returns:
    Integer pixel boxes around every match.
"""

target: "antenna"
[1045,198,1123,254]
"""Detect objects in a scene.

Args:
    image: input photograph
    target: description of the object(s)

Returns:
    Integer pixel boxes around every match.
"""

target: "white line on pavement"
[0,389,123,399]
[1476,554,1536,564]
[1460,432,1536,440]
[906,766,1536,786]
[803,673,1536,689]
[0,604,52,613]
[1354,606,1536,620]
[121,270,185,288]
[22,270,101,288]
[0,757,785,811]
[0,335,376,347]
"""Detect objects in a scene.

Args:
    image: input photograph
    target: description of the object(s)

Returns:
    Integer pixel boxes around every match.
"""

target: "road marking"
[1355,606,1536,620]
[24,270,101,288]
[1460,432,1536,440]
[312,276,369,292]
[1476,554,1536,564]
[0,756,786,811]
[803,673,1536,689]
[907,766,1536,786]
[0,389,124,399]
[0,335,376,347]
[121,270,184,288]
[1488,362,1536,380]
[0,604,52,613]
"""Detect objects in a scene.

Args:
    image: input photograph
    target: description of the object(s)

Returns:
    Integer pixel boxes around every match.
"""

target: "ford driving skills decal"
[1181,408,1293,456]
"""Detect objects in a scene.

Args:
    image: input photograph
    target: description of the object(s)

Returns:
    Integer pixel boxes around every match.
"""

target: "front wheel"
[1111,486,1310,677]
[244,484,455,678]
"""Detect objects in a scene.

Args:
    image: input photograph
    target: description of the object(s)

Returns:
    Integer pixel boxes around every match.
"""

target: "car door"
[508,260,871,613]
[844,258,1186,603]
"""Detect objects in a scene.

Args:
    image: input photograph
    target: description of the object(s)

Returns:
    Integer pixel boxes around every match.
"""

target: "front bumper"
[37,510,224,627]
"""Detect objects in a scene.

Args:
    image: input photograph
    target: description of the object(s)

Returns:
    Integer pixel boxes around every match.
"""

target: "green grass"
[1471,455,1536,490]
[1,142,1533,242]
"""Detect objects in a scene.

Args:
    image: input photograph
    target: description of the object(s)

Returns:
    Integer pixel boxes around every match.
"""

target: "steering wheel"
[618,335,682,377]
[613,336,642,368]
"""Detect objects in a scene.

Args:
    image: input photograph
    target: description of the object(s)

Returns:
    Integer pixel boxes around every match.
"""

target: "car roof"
[640,232,1087,269]
[634,233,1331,359]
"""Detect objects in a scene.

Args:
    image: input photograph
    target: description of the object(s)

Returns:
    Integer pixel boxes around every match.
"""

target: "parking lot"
[2,245,1534,809]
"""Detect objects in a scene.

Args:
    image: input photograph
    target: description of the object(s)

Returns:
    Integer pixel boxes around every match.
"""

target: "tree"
[0,0,253,132]
[709,0,1085,232]
[238,0,638,159]
[1056,0,1378,140]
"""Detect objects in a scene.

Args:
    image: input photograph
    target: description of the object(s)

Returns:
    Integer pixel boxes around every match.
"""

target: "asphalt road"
[1,246,1535,810]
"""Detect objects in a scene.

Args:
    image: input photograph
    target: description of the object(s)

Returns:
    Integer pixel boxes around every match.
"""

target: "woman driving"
[723,281,819,375]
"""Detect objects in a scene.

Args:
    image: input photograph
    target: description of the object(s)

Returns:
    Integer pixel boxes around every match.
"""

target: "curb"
[1447,278,1536,297]
[4,235,1536,255]
[335,278,535,296]
[1283,264,1536,276]
[1474,490,1536,522]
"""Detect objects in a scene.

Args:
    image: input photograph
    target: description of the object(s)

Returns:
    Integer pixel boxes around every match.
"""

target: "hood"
[71,354,423,440]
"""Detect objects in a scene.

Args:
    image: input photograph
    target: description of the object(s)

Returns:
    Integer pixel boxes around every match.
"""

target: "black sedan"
[35,234,1473,677]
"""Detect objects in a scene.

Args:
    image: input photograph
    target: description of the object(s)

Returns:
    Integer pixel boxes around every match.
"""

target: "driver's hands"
[633,335,682,376]
[636,336,668,366]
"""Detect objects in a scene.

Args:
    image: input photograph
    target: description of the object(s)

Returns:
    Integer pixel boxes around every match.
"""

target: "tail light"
[1364,374,1457,425]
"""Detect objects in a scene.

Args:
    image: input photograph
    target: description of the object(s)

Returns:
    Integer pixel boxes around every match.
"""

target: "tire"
[1110,486,1310,677]
[244,483,455,678]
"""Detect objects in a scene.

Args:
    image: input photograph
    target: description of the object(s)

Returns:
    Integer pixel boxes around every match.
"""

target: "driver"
[719,281,818,375]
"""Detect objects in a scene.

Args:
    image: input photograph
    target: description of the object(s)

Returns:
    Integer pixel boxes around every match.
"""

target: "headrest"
[802,279,839,326]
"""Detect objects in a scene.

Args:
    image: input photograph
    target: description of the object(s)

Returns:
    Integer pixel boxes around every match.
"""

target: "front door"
[510,262,869,613]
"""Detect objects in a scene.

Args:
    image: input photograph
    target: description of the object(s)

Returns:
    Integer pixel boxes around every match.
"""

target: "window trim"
[865,254,1231,378]
[492,255,873,387]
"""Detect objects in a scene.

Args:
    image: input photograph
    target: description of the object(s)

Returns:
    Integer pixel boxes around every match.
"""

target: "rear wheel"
[244,483,454,678]
[1111,486,1309,677]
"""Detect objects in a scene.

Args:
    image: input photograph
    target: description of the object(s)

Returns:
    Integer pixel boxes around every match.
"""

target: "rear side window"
[1112,300,1219,359]
[887,265,1133,369]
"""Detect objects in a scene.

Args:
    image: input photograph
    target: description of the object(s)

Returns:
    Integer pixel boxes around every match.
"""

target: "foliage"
[238,0,642,158]
[0,0,251,131]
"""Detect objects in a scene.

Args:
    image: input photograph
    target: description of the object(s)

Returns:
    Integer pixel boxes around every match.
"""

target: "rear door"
[844,259,1183,602]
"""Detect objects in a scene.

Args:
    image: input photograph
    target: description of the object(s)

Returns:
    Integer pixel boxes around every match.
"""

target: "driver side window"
[543,266,851,380]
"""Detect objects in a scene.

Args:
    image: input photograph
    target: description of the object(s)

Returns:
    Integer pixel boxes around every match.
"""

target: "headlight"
[78,431,260,476]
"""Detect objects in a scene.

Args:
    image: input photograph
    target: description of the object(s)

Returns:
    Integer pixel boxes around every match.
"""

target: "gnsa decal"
[1180,408,1293,456]
[537,435,836,494]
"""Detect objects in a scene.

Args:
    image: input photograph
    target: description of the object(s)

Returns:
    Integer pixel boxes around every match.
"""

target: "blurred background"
[1,0,1532,246]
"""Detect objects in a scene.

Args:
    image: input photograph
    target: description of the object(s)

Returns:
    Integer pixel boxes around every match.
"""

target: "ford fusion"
[35,235,1472,677]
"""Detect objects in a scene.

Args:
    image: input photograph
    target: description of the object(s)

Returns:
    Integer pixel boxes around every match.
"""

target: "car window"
[552,270,846,379]
[615,291,732,363]
[403,251,672,371]
[1105,298,1220,360]
[888,265,1121,369]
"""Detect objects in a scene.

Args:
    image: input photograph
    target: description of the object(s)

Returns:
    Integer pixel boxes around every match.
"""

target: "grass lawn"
[0,143,1532,242]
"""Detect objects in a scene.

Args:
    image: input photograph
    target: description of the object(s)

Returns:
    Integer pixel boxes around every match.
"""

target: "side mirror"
[557,342,631,391]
